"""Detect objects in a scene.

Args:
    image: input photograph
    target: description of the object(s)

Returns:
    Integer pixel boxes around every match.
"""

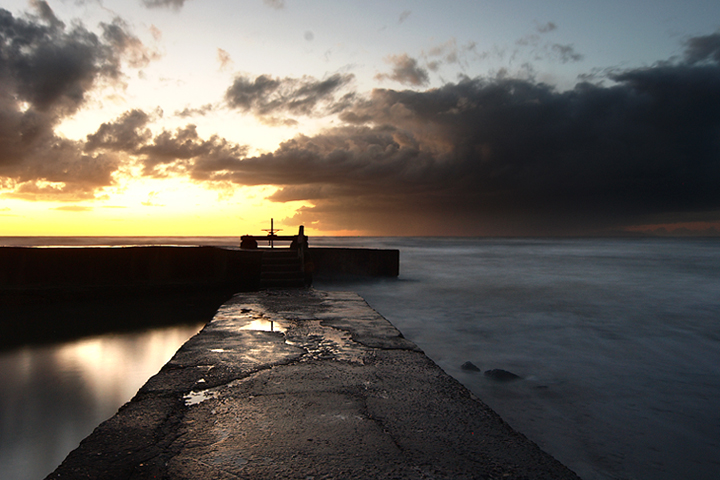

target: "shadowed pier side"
[47,289,580,480]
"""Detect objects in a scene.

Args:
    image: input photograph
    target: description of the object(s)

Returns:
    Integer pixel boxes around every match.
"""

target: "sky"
[2,0,720,236]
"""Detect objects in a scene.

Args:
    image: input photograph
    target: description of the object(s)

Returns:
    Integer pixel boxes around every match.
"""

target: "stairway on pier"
[259,250,307,289]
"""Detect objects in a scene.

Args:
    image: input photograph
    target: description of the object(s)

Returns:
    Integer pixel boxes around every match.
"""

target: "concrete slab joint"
[48,289,581,480]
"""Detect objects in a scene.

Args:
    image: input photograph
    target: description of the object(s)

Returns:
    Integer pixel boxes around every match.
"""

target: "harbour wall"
[0,245,399,290]
[0,246,399,350]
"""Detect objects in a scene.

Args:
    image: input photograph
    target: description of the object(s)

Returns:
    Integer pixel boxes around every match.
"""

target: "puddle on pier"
[211,303,364,363]
[239,317,285,333]
[214,305,287,333]
[184,387,217,406]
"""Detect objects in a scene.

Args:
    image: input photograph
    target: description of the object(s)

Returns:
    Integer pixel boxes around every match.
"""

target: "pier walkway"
[47,290,580,479]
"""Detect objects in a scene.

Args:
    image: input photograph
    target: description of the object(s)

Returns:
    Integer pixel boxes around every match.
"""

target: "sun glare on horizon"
[0,175,314,236]
[2,0,720,236]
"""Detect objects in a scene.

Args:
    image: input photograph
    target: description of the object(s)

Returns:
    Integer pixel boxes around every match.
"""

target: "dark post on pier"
[240,221,310,288]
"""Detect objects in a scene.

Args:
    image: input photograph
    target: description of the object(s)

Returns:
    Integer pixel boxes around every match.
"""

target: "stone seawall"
[0,245,399,290]
[47,289,580,480]
[0,246,263,291]
[0,246,399,350]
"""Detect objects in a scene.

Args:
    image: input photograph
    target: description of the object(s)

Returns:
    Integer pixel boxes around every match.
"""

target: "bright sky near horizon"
[2,0,720,236]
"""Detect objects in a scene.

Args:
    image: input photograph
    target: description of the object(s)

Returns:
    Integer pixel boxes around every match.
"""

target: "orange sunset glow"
[2,0,720,236]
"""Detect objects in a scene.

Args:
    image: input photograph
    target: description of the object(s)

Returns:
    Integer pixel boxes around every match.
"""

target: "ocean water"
[313,237,720,480]
[0,324,205,480]
[1,236,719,479]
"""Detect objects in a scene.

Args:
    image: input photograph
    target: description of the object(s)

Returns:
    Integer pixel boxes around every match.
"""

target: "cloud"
[174,104,215,118]
[79,108,249,179]
[224,73,355,122]
[217,48,233,70]
[683,31,720,64]
[29,0,65,29]
[141,191,164,207]
[513,25,584,66]
[139,125,248,177]
[102,17,160,68]
[426,39,460,64]
[537,22,557,33]
[422,39,482,74]
[188,34,720,235]
[4,5,720,236]
[304,31,314,42]
[398,10,411,24]
[52,205,93,212]
[141,0,188,11]
[375,54,429,86]
[85,109,154,152]
[551,43,583,63]
[0,3,154,200]
[263,0,285,9]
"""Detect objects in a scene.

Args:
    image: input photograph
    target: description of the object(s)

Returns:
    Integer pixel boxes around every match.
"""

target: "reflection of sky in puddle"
[239,318,286,333]
[184,389,217,406]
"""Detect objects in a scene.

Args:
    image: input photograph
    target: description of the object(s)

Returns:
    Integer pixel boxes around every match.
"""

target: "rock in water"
[484,369,521,382]
[461,361,481,372]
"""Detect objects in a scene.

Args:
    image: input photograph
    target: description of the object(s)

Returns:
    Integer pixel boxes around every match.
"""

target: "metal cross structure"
[261,218,283,248]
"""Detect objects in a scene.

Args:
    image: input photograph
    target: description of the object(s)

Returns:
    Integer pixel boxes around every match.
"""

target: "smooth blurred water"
[1,236,719,480]
[0,324,204,480]
[312,237,720,480]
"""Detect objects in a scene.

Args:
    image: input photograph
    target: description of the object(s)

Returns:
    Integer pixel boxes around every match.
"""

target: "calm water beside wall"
[314,236,720,480]
[2,236,719,480]
[0,324,204,480]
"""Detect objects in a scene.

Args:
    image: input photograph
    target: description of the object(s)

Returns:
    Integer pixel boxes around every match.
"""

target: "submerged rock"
[461,361,481,372]
[484,369,522,382]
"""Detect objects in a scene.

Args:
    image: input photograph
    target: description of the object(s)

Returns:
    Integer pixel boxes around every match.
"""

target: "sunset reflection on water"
[0,323,205,480]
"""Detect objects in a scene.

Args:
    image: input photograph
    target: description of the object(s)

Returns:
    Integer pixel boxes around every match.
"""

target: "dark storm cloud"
[0,3,152,200]
[83,110,249,178]
[224,73,354,123]
[139,125,247,177]
[30,0,64,29]
[85,109,153,152]
[192,33,720,235]
[683,31,720,64]
[375,54,430,86]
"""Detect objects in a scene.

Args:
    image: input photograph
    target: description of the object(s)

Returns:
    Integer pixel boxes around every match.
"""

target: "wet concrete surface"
[47,289,581,479]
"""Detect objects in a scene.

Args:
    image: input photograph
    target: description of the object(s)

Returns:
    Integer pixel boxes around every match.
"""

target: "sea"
[1,236,719,480]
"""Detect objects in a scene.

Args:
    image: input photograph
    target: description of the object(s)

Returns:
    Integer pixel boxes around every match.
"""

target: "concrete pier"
[47,290,580,479]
